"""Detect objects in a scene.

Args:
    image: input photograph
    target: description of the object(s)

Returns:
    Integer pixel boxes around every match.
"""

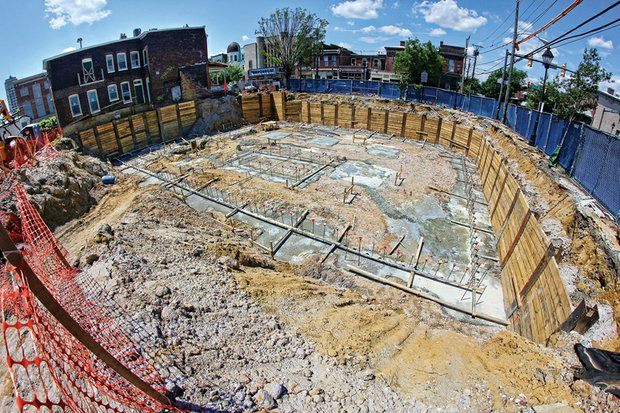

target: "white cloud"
[429,28,446,36]
[45,0,111,29]
[62,46,76,52]
[588,36,613,50]
[517,20,533,34]
[393,1,400,7]
[360,36,390,44]
[414,0,487,32]
[361,25,376,33]
[331,0,384,19]
[339,42,353,49]
[242,35,250,42]
[347,21,356,26]
[600,75,619,93]
[379,25,412,37]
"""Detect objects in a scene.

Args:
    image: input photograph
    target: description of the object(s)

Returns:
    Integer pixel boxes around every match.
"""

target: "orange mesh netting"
[0,182,184,412]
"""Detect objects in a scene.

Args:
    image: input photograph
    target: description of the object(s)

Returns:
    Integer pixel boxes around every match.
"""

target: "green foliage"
[210,65,245,84]
[393,38,444,86]
[524,77,562,112]
[462,77,482,95]
[553,48,612,121]
[256,8,328,86]
[480,68,527,99]
[38,116,57,128]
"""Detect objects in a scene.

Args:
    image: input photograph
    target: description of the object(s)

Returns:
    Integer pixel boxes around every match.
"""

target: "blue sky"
[2,0,619,104]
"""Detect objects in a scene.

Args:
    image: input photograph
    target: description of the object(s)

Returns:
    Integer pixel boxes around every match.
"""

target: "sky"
[2,0,619,104]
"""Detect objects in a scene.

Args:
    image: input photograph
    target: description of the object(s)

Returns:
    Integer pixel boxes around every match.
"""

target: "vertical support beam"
[449,122,456,148]
[258,94,263,118]
[92,127,104,158]
[334,104,339,127]
[401,112,407,138]
[384,110,389,134]
[156,108,165,143]
[320,102,324,125]
[142,112,152,145]
[128,115,138,151]
[435,117,442,145]
[350,105,356,129]
[367,107,372,130]
[465,127,473,156]
[112,120,123,154]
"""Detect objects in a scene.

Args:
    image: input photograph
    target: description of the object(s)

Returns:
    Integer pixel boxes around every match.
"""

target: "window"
[68,94,82,117]
[332,56,337,67]
[120,81,131,103]
[323,56,328,67]
[130,51,140,68]
[117,53,128,71]
[142,47,148,66]
[22,102,34,119]
[106,54,115,73]
[448,59,456,73]
[46,94,55,114]
[248,60,253,69]
[351,58,357,65]
[373,59,380,68]
[107,84,119,102]
[20,87,28,97]
[87,90,100,113]
[82,58,96,83]
[362,58,367,66]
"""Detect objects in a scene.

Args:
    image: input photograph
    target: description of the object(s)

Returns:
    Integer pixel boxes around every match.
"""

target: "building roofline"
[13,72,48,85]
[43,26,206,68]
[598,90,620,105]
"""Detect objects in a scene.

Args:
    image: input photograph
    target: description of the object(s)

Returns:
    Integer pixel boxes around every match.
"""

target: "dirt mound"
[1,149,110,230]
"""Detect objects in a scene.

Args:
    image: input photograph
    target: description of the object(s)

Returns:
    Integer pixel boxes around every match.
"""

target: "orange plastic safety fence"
[0,183,183,413]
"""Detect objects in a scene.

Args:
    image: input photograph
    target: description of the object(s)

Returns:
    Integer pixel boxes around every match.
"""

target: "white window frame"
[106,54,115,73]
[68,94,82,117]
[142,47,149,66]
[130,51,140,69]
[120,81,132,103]
[86,89,100,114]
[107,84,119,102]
[117,53,128,71]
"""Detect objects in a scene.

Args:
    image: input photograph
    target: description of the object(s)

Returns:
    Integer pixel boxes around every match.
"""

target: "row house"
[438,41,465,90]
[44,26,208,127]
[11,73,56,122]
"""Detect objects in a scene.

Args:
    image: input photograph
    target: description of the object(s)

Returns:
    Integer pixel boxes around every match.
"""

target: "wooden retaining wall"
[79,101,197,157]
[240,91,572,343]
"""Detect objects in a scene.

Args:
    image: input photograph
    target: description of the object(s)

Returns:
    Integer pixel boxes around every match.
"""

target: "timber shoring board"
[369,109,387,133]
[387,111,405,137]
[323,104,337,126]
[285,101,302,122]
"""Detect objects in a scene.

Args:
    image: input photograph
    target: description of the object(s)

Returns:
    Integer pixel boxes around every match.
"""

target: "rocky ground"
[49,170,618,412]
[1,99,619,411]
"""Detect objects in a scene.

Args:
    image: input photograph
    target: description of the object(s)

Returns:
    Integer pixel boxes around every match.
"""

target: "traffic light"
[527,55,533,67]
[560,63,566,77]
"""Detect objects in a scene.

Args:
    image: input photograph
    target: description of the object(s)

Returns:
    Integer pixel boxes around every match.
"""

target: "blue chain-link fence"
[288,78,620,220]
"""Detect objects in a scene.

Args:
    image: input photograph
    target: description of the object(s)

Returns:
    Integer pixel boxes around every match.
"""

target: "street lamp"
[529,47,554,146]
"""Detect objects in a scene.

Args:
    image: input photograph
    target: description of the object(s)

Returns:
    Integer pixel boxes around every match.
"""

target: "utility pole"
[502,0,519,124]
[470,45,481,85]
[460,35,470,94]
[495,49,509,119]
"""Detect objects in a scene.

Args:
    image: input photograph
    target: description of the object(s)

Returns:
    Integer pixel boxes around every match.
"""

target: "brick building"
[12,73,55,122]
[438,41,465,90]
[43,26,208,127]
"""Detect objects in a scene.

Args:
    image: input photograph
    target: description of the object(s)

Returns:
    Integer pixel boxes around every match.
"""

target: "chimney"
[120,33,127,39]
[607,87,615,95]
[133,28,142,37]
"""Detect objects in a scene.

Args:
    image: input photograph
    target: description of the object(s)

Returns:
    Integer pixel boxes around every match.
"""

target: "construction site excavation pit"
[119,122,505,324]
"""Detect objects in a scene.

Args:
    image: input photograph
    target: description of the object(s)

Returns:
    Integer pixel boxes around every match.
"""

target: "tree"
[549,48,612,165]
[393,38,444,87]
[554,48,612,121]
[256,8,328,87]
[462,77,482,95]
[210,65,245,85]
[480,68,527,99]
[524,77,562,112]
